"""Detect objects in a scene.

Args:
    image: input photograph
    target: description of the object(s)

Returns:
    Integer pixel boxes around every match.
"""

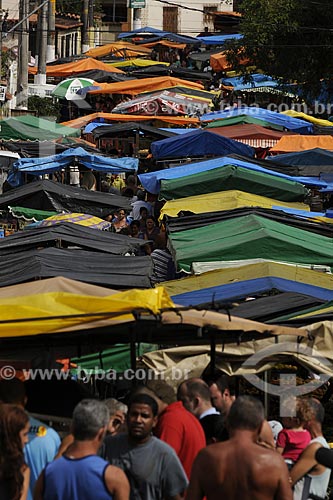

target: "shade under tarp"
[267,148,333,176]
[0,116,80,141]
[163,261,333,303]
[8,147,138,187]
[91,122,176,140]
[159,190,309,219]
[0,180,131,218]
[139,155,328,195]
[159,164,307,202]
[0,222,146,256]
[200,107,314,134]
[168,214,333,272]
[0,247,153,289]
[151,129,254,159]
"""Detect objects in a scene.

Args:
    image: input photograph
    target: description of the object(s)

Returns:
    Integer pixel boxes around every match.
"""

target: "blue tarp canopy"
[196,34,243,45]
[267,148,333,167]
[9,147,138,187]
[118,26,200,45]
[118,26,169,38]
[83,122,108,134]
[150,129,254,160]
[139,155,332,194]
[222,74,279,91]
[159,128,193,135]
[200,107,314,134]
[171,277,333,306]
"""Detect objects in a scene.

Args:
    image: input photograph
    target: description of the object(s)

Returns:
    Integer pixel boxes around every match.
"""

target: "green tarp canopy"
[168,214,333,272]
[0,116,80,141]
[204,115,284,131]
[9,206,58,222]
[159,164,307,202]
[71,343,158,373]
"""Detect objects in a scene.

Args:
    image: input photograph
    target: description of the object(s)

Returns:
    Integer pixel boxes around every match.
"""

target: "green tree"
[227,0,333,101]
[28,96,61,119]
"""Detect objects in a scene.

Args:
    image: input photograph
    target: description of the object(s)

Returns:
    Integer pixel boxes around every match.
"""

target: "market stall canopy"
[200,107,314,134]
[84,76,204,96]
[108,59,169,68]
[0,276,302,362]
[0,247,153,289]
[9,206,57,222]
[51,77,97,100]
[221,74,280,91]
[205,115,285,131]
[111,91,211,116]
[164,207,333,236]
[281,110,333,128]
[159,190,309,219]
[196,33,243,44]
[91,122,176,140]
[139,155,328,195]
[118,27,200,45]
[73,70,133,83]
[129,65,212,81]
[210,50,249,72]
[163,261,333,305]
[61,112,199,128]
[266,148,333,176]
[167,214,333,272]
[36,212,111,230]
[208,123,292,148]
[151,129,254,159]
[0,180,131,217]
[85,42,151,58]
[0,116,80,141]
[28,58,124,75]
[270,136,333,153]
[8,147,138,187]
[0,222,145,256]
[159,164,307,202]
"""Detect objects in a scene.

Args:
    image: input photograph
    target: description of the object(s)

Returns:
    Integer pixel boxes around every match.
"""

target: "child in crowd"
[276,398,311,467]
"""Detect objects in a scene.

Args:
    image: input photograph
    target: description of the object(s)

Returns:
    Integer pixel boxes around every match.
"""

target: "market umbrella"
[37,212,111,230]
[52,78,96,100]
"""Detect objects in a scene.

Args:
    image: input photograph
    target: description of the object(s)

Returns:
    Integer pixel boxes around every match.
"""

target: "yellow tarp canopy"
[28,58,124,76]
[85,42,151,58]
[86,76,204,96]
[159,190,310,219]
[162,261,333,297]
[0,277,173,338]
[108,58,169,68]
[281,110,333,128]
[61,112,200,128]
[270,135,333,153]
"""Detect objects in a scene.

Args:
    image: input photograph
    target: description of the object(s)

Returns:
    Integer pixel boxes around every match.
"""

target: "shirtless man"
[187,395,292,500]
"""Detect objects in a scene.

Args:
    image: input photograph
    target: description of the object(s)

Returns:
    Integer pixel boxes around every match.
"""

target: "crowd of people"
[0,375,332,500]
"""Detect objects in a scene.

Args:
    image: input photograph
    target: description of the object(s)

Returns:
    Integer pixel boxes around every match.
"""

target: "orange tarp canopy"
[28,58,124,76]
[210,51,249,72]
[142,40,186,49]
[61,112,200,128]
[85,42,151,58]
[270,135,333,153]
[86,76,204,96]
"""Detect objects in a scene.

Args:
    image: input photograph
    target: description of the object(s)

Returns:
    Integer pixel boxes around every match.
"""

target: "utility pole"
[47,0,56,62]
[81,0,89,53]
[88,0,94,49]
[16,0,29,109]
[35,0,47,84]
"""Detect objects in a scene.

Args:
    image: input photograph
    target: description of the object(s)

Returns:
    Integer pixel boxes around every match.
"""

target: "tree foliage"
[28,96,61,119]
[228,0,333,99]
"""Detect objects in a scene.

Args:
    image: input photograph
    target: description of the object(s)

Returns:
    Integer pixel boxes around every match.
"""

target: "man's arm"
[290,443,323,485]
[105,464,130,500]
[33,470,44,500]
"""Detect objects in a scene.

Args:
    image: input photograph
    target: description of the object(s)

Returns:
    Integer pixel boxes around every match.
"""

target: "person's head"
[136,189,146,201]
[116,209,126,221]
[226,395,264,438]
[207,375,236,416]
[200,414,226,444]
[177,378,212,417]
[301,398,325,432]
[153,233,167,250]
[0,378,27,407]
[281,398,310,429]
[146,216,156,231]
[122,188,135,198]
[126,175,137,188]
[0,404,29,500]
[104,213,114,222]
[139,207,148,220]
[130,220,141,237]
[104,398,127,436]
[71,399,109,443]
[126,393,158,443]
